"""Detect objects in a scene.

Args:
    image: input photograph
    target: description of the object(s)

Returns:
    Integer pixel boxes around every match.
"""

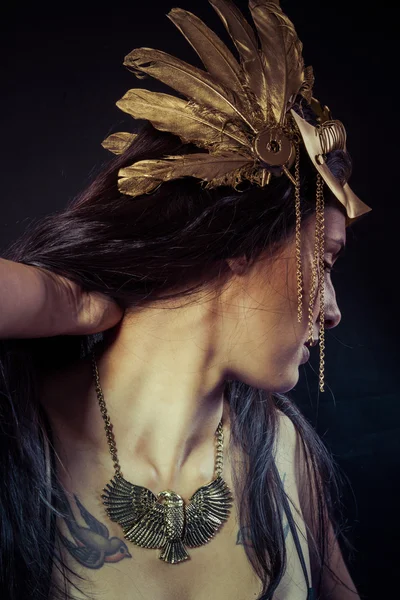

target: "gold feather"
[101,132,137,155]
[166,7,261,126]
[100,0,371,227]
[248,0,304,125]
[118,176,163,199]
[208,0,270,124]
[166,8,245,98]
[116,88,253,152]
[299,66,315,104]
[102,0,311,198]
[123,47,255,131]
[118,152,254,197]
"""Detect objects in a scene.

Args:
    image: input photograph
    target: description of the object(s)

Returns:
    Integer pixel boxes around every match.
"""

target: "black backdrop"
[1,1,398,597]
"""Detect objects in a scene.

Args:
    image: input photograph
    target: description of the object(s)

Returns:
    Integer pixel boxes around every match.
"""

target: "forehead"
[324,204,346,238]
[303,204,346,233]
[300,204,346,250]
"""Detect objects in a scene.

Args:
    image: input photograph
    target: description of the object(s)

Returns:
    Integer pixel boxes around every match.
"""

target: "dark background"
[1,1,398,597]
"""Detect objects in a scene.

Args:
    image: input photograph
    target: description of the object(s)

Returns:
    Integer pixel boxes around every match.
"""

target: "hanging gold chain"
[215,420,224,478]
[304,172,326,392]
[307,209,320,345]
[294,142,304,324]
[91,350,123,477]
[90,349,224,478]
[316,174,326,392]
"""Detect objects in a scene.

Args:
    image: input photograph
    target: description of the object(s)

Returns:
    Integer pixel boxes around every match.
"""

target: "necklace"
[90,349,233,564]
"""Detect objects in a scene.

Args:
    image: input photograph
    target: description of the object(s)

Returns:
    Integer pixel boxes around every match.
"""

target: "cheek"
[258,347,304,392]
[229,268,308,381]
[272,338,306,366]
[261,333,306,377]
[229,314,306,393]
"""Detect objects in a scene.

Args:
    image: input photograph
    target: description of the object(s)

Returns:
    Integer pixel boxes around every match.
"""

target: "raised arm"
[0,257,123,339]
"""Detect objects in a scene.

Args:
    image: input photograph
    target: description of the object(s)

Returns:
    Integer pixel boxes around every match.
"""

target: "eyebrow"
[326,236,346,257]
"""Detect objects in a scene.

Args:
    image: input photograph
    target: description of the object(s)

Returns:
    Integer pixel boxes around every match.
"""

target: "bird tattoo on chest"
[59,491,132,569]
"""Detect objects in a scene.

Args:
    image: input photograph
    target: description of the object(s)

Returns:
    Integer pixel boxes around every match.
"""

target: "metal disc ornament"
[253,127,295,167]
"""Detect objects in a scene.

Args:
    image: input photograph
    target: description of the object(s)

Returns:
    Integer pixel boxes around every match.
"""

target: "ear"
[226,255,251,276]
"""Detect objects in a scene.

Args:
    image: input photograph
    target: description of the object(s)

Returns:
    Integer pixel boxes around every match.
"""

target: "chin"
[273,376,300,394]
[276,357,304,391]
[232,355,301,393]
[260,368,300,394]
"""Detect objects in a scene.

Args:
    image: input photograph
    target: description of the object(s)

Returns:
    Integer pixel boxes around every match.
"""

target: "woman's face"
[223,204,346,392]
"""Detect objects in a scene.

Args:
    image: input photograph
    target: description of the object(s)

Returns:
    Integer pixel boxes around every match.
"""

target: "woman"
[0,1,371,599]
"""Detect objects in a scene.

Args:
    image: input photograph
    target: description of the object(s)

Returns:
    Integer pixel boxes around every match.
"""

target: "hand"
[0,258,124,339]
[37,266,124,337]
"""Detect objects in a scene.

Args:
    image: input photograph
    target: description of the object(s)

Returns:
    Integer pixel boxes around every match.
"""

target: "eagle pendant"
[101,474,233,564]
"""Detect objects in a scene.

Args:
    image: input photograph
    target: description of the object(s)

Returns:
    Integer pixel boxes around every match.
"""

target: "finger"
[73,292,125,335]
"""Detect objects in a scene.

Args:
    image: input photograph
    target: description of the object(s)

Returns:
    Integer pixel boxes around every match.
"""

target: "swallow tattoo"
[59,491,132,569]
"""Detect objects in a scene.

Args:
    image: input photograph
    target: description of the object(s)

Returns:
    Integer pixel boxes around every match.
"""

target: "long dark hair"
[0,99,357,599]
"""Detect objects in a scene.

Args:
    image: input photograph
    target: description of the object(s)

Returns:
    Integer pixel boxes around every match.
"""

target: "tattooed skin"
[59,490,132,569]
[236,473,290,546]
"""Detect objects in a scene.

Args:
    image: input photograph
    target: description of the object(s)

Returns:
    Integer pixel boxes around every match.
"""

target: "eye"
[323,260,335,273]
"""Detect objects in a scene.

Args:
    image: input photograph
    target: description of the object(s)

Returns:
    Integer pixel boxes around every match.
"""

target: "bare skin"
[0,257,123,339]
[41,203,357,599]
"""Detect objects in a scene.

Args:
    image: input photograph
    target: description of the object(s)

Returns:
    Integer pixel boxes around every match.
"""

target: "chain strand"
[215,421,224,478]
[316,174,326,392]
[307,203,320,345]
[90,349,224,479]
[294,142,303,324]
[91,350,123,477]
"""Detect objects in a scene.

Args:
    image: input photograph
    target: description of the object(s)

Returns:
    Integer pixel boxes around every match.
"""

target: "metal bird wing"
[122,502,167,548]
[183,475,234,547]
[101,475,167,549]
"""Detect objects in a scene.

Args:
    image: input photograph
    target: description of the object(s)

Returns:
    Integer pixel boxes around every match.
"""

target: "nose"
[321,289,342,330]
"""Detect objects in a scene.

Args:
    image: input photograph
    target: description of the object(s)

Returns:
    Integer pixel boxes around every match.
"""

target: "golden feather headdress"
[102,0,372,392]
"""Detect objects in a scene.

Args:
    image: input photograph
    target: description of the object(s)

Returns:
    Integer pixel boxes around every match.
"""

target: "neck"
[41,291,240,495]
[65,294,233,493]
[94,330,229,490]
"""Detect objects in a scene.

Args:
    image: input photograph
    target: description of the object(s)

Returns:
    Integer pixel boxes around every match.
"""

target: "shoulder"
[274,409,298,474]
[274,408,319,500]
[273,409,304,506]
[275,408,297,442]
[273,408,319,531]
[274,409,361,599]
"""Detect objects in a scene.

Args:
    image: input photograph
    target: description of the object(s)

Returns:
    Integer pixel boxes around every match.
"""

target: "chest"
[54,463,311,600]
[41,364,312,599]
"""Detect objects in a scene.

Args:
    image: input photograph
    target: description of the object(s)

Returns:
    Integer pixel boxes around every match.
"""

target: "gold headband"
[101,0,372,391]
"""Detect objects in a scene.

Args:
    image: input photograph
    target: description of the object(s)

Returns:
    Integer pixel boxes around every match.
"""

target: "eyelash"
[323,260,336,273]
[323,247,345,274]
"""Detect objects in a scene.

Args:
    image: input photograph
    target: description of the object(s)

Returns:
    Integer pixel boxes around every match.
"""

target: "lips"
[301,344,310,362]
